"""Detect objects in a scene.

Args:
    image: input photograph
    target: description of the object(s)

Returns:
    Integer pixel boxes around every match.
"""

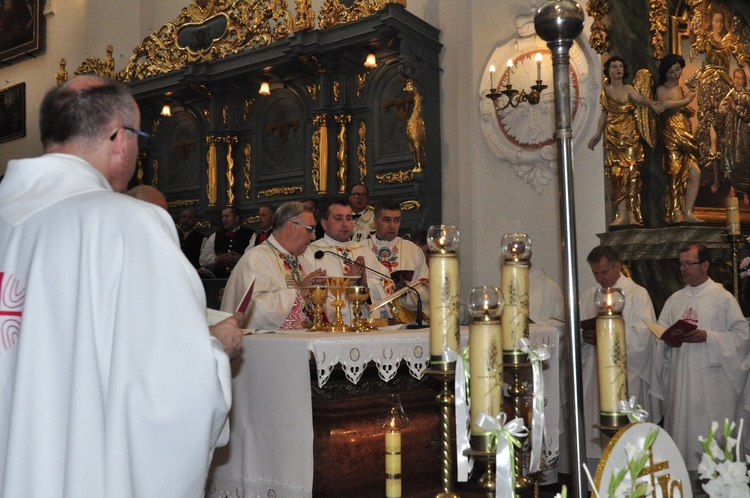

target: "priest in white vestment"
[579,246,661,469]
[0,76,242,498]
[529,261,564,325]
[221,201,326,330]
[349,183,375,243]
[306,198,392,323]
[366,199,429,320]
[658,243,750,475]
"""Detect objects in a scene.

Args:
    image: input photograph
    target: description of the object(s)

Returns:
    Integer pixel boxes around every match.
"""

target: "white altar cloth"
[205,324,561,498]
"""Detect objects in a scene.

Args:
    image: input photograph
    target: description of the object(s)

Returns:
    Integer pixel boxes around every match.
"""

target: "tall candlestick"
[727,196,741,235]
[500,233,531,364]
[506,58,513,87]
[535,52,542,81]
[594,288,629,428]
[489,64,496,91]
[427,225,461,363]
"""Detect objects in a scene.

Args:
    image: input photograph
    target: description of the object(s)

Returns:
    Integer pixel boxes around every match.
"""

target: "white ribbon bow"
[442,348,473,481]
[475,412,528,498]
[618,396,648,423]
[519,338,550,473]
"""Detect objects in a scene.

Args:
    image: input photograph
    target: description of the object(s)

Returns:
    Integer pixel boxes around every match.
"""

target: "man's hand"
[681,328,707,343]
[210,311,244,360]
[582,328,597,345]
[299,268,327,298]
[345,256,367,285]
[217,251,241,267]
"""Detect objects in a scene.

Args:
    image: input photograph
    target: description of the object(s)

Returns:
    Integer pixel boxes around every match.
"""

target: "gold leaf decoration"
[258,186,304,197]
[586,0,610,55]
[319,0,406,30]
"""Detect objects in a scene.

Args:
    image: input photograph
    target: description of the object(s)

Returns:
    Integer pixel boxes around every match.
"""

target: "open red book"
[644,319,697,347]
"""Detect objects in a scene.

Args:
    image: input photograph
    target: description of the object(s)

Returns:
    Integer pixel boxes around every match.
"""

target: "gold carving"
[152,118,161,136]
[243,99,254,121]
[294,0,315,31]
[649,0,667,59]
[299,54,325,73]
[55,58,68,86]
[313,114,329,194]
[306,83,318,102]
[258,186,304,197]
[382,96,413,121]
[356,72,368,98]
[75,44,117,78]
[168,198,200,208]
[245,215,260,225]
[400,200,421,211]
[335,114,351,193]
[375,169,414,183]
[196,220,212,230]
[225,136,238,205]
[357,122,367,183]
[136,152,146,184]
[152,158,159,187]
[267,120,301,143]
[222,105,229,125]
[319,0,406,30]
[244,143,252,200]
[586,0,610,55]
[119,0,294,82]
[206,135,222,206]
[203,107,210,121]
[333,80,340,102]
[404,79,425,173]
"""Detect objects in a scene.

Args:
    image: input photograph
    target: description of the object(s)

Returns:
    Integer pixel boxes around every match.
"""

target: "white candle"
[469,320,503,433]
[596,315,628,414]
[727,196,740,235]
[385,429,401,498]
[500,261,529,351]
[535,53,542,81]
[506,59,513,87]
[489,64,495,91]
[429,253,460,357]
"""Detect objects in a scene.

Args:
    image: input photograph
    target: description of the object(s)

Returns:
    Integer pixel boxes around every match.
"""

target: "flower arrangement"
[740,257,750,280]
[698,419,750,497]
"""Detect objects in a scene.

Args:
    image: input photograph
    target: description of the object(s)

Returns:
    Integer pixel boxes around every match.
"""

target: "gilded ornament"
[306,83,318,102]
[404,79,426,173]
[243,99,254,121]
[649,0,667,59]
[152,158,159,187]
[319,0,407,30]
[75,44,119,79]
[375,169,414,183]
[258,186,304,197]
[225,136,238,205]
[244,143,252,200]
[203,107,210,121]
[196,220,212,230]
[357,122,367,183]
[55,58,68,86]
[333,80,340,102]
[168,198,200,208]
[312,131,321,192]
[136,152,145,184]
[294,0,315,31]
[152,118,161,136]
[586,0,610,54]
[356,72,367,98]
[312,114,329,194]
[206,135,221,206]
[335,114,351,193]
[399,200,421,211]
[245,215,260,225]
[299,54,325,73]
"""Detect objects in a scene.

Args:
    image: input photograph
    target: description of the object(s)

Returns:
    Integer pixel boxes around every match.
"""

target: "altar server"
[0,75,242,498]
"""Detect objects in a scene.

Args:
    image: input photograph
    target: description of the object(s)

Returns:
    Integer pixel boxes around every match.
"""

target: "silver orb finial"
[534,0,585,42]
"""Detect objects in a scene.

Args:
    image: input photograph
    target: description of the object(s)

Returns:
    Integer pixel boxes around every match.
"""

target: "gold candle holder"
[427,225,461,366]
[505,361,532,492]
[500,233,531,365]
[424,367,460,498]
[594,287,629,430]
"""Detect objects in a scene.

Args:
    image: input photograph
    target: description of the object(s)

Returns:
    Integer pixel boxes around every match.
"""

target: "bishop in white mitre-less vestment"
[0,154,232,497]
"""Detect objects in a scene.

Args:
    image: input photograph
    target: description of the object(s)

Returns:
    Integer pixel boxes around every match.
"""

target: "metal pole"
[533,2,587,496]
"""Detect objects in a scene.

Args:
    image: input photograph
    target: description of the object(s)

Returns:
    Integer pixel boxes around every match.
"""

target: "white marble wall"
[0,0,607,296]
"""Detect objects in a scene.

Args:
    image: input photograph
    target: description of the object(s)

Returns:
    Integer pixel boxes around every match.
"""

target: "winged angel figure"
[588,56,663,227]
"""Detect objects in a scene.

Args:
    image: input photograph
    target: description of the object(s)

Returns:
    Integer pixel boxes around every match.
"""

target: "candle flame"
[489,64,496,73]
[507,59,513,68]
[606,292,613,312]
[535,52,542,62]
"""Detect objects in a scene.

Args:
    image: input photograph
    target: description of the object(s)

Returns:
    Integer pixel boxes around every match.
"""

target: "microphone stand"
[314,250,425,328]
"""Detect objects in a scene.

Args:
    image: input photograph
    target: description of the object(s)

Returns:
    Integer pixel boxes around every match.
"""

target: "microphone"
[313,249,426,328]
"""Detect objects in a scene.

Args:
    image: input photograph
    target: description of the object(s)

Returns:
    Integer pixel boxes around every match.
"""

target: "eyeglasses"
[291,220,316,234]
[679,261,704,268]
[350,192,367,198]
[110,126,151,145]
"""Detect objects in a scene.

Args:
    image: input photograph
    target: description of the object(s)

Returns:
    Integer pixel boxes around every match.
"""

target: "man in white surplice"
[306,198,393,323]
[658,243,750,477]
[0,76,243,498]
[579,245,661,469]
[221,201,326,330]
[366,198,429,317]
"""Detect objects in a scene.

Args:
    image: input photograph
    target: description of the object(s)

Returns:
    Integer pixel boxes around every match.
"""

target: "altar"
[205,324,563,498]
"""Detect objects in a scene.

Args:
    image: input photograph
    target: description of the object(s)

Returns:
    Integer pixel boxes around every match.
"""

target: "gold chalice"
[345,286,370,332]
[307,286,328,331]
[326,276,357,332]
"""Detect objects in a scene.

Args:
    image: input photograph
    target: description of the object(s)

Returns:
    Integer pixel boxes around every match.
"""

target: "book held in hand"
[644,319,697,347]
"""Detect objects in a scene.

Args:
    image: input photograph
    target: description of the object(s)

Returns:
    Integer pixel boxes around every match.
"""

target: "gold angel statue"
[588,56,664,227]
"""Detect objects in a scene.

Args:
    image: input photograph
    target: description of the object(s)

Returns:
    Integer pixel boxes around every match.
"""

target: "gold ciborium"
[327,276,357,332]
[346,286,370,332]
[307,286,328,331]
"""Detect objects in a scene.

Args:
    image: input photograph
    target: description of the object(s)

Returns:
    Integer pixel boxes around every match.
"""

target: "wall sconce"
[160,104,172,117]
[364,52,377,69]
[485,52,547,111]
[259,81,271,96]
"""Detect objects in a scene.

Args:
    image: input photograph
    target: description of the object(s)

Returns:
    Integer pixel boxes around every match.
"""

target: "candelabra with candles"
[486,54,548,110]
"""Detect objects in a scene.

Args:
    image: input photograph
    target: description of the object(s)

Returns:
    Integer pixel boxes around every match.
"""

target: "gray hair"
[273,201,308,232]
